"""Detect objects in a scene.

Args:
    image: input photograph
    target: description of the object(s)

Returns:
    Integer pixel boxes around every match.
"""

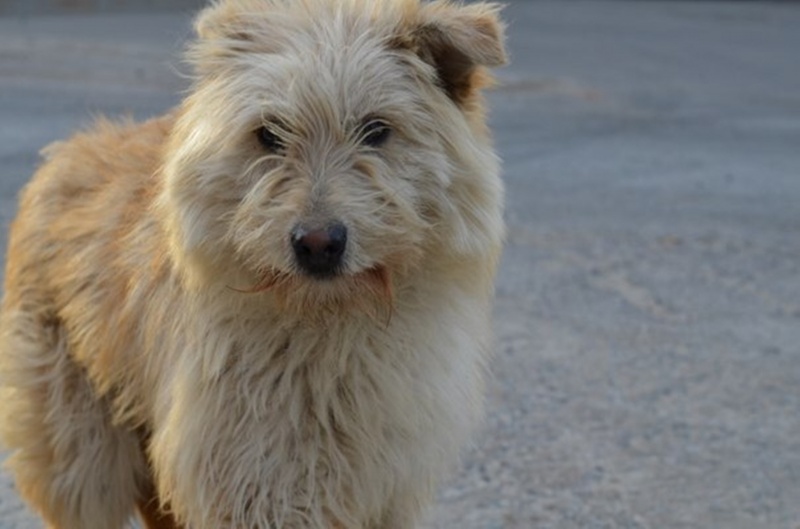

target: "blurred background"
[1,0,800,528]
[0,0,204,15]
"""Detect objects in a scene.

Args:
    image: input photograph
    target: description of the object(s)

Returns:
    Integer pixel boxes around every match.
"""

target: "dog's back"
[0,115,177,528]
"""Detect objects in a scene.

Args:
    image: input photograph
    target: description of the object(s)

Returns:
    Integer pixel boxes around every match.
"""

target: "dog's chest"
[211,303,469,449]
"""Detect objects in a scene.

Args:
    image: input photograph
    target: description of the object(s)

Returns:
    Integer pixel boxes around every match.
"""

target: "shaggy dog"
[0,0,506,527]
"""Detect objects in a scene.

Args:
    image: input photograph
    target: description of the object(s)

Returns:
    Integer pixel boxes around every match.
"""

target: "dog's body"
[0,1,506,528]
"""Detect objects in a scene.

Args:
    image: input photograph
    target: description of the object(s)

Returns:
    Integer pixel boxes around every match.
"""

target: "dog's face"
[162,0,506,305]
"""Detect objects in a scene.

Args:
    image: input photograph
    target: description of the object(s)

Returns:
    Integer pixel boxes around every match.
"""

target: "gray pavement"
[1,1,800,528]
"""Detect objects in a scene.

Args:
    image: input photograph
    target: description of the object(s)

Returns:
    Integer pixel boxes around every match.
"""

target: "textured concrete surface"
[1,1,800,528]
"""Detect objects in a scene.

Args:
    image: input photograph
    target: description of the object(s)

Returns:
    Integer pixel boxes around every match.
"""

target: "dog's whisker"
[227,270,284,294]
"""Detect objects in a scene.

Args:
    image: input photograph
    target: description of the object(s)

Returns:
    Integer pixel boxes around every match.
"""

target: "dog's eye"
[360,120,391,148]
[256,125,284,152]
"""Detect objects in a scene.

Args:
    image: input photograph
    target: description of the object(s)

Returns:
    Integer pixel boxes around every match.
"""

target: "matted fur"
[0,1,506,527]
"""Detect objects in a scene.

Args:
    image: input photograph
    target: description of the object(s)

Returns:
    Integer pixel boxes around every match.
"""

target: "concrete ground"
[1,1,799,528]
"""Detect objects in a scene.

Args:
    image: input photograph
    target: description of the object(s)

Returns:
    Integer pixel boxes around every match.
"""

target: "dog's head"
[161,0,507,307]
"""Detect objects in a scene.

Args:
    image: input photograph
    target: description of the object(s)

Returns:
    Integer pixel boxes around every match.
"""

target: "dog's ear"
[194,1,250,43]
[409,1,507,103]
[190,2,277,72]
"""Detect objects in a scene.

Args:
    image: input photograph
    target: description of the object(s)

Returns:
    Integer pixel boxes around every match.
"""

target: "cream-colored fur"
[0,1,506,528]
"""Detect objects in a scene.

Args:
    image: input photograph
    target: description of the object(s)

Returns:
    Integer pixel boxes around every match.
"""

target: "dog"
[0,0,506,527]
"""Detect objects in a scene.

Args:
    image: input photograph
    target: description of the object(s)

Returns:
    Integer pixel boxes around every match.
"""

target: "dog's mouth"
[230,264,394,307]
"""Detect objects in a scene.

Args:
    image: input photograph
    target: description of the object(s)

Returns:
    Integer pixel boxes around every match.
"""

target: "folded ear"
[194,1,252,42]
[190,1,279,73]
[410,1,507,103]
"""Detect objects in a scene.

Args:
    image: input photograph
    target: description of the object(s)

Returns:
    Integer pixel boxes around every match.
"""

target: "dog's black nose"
[291,223,347,278]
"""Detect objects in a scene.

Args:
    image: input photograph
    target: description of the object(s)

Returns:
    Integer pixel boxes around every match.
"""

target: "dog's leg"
[374,492,424,529]
[0,310,146,529]
[138,498,182,529]
[137,477,182,529]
